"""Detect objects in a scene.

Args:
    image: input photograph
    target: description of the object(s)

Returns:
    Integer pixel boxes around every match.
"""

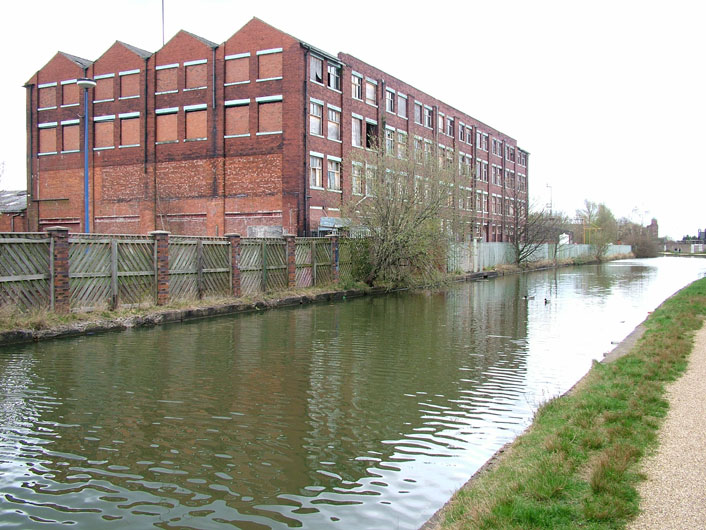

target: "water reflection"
[1,257,705,528]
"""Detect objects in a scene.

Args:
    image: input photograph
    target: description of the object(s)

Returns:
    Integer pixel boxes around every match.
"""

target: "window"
[438,114,444,132]
[506,146,515,162]
[352,116,362,147]
[386,89,395,113]
[352,74,363,100]
[119,72,140,98]
[310,155,323,188]
[327,159,341,190]
[38,123,57,154]
[459,124,465,141]
[352,163,364,195]
[311,56,323,84]
[119,116,139,147]
[94,116,114,149]
[327,64,341,91]
[365,80,377,105]
[476,132,488,151]
[414,137,422,162]
[414,102,423,124]
[310,101,323,136]
[225,54,249,84]
[447,118,454,137]
[424,106,433,128]
[398,94,407,118]
[61,122,79,152]
[466,126,473,145]
[519,151,527,166]
[492,138,502,156]
[185,60,207,90]
[424,140,432,162]
[61,81,78,106]
[185,106,207,140]
[258,98,282,133]
[327,107,341,141]
[156,109,178,143]
[397,131,407,159]
[225,100,249,137]
[156,65,178,94]
[38,84,57,110]
[365,121,378,149]
[385,128,395,155]
[258,50,282,80]
[94,75,114,102]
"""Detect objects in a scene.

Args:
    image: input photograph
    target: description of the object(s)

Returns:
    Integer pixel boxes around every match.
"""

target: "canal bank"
[0,255,624,347]
[423,276,706,530]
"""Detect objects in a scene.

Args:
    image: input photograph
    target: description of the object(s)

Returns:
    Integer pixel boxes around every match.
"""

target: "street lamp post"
[76,78,96,233]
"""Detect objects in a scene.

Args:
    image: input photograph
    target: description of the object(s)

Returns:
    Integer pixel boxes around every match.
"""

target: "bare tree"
[343,140,456,286]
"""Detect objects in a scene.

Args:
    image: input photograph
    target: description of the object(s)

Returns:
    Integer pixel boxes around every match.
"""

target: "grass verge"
[435,276,706,530]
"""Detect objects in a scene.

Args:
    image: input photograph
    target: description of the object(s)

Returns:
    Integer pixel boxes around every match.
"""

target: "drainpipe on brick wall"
[303,48,310,236]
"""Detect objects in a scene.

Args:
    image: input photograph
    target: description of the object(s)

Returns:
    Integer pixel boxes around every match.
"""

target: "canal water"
[1,257,705,529]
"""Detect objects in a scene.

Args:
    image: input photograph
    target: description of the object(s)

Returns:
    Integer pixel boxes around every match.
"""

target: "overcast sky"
[2,0,704,239]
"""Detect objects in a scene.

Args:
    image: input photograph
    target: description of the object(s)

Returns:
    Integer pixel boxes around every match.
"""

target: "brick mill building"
[25,18,528,240]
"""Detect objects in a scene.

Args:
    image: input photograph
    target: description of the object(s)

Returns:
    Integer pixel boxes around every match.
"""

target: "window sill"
[156,140,179,145]
[327,189,343,193]
[119,144,140,148]
[61,150,80,154]
[155,90,178,95]
[327,138,342,143]
[38,107,57,111]
[310,133,325,138]
[257,77,283,82]
[184,87,207,92]
[352,96,363,102]
[365,102,378,108]
[256,131,282,136]
[310,80,325,87]
[93,99,114,103]
[61,104,79,108]
[328,87,342,94]
[184,137,207,142]
[119,95,140,100]
[38,152,57,156]
[398,115,408,120]
[310,185,325,191]
[224,133,250,138]
[93,146,115,151]
[224,81,250,86]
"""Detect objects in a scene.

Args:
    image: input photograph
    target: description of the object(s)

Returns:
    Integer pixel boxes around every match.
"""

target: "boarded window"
[120,74,140,98]
[120,118,140,146]
[225,57,248,84]
[156,113,178,143]
[258,53,282,79]
[185,63,207,89]
[225,105,248,136]
[62,83,78,106]
[62,124,79,151]
[95,77,114,101]
[186,110,207,140]
[258,101,282,133]
[38,127,56,153]
[38,86,56,109]
[94,120,114,148]
[156,67,178,93]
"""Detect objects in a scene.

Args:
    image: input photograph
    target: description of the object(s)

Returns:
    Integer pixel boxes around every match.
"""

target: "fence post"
[111,239,119,309]
[311,240,317,285]
[226,234,241,297]
[285,235,296,288]
[150,230,170,306]
[328,234,339,283]
[46,226,70,313]
[197,239,204,299]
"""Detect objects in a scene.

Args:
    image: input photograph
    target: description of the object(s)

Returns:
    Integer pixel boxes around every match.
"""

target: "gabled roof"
[0,190,27,213]
[58,51,93,70]
[181,30,218,49]
[117,41,152,59]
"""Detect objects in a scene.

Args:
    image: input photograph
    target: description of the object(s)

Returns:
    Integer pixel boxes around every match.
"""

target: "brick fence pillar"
[328,234,339,283]
[285,235,296,288]
[150,230,170,306]
[226,233,241,297]
[47,226,70,313]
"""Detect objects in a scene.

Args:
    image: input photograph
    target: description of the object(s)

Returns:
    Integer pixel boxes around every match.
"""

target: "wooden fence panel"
[169,238,199,300]
[201,240,230,298]
[69,235,112,310]
[240,240,264,295]
[338,239,354,282]
[314,239,333,285]
[0,234,51,311]
[117,239,155,306]
[295,241,313,287]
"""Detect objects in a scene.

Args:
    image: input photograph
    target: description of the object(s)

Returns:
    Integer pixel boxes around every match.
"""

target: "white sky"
[2,0,704,239]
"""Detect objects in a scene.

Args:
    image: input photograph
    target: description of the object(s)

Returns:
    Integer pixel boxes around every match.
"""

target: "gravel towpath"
[628,323,706,529]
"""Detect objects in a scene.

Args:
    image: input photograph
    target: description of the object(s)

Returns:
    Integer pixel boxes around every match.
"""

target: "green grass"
[438,277,706,530]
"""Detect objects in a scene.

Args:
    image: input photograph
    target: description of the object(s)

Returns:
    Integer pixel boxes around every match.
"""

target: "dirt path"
[628,323,706,529]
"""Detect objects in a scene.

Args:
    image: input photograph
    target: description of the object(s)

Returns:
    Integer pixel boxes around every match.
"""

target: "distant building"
[25,18,528,239]
[0,190,28,232]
